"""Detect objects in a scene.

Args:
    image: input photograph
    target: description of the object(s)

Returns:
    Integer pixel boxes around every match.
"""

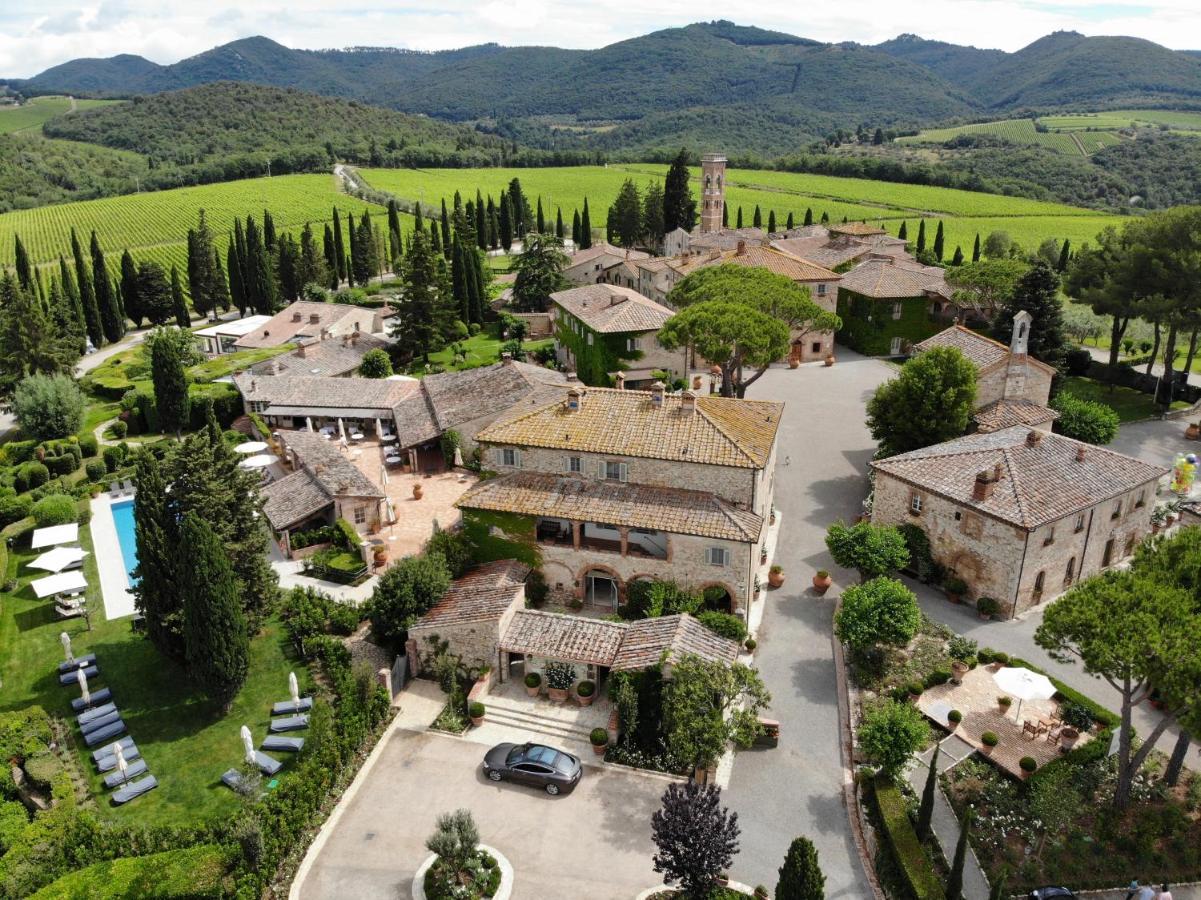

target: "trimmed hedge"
[334,517,363,549]
[31,495,78,528]
[696,610,748,643]
[28,845,231,899]
[871,775,946,900]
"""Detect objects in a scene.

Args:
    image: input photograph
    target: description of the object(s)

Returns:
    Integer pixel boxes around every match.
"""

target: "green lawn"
[1059,376,1188,422]
[413,331,552,373]
[185,343,295,382]
[0,524,311,825]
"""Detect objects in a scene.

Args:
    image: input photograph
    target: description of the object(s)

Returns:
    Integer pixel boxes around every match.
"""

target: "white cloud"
[1,0,1198,78]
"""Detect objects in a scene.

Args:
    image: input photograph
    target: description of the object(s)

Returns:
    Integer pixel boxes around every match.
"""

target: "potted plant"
[754,574,762,598]
[976,596,999,621]
[907,681,924,701]
[1019,756,1038,778]
[589,727,608,756]
[754,887,770,900]
[1187,421,1200,440]
[950,658,970,684]
[944,576,968,604]
[789,358,800,369]
[812,570,832,594]
[716,872,730,887]
[1151,504,1169,534]
[469,702,485,727]
[745,638,757,652]
[524,671,541,698]
[824,353,835,367]
[981,731,999,755]
[1058,726,1080,751]
[990,651,1010,669]
[475,665,492,684]
[412,483,423,500]
[997,695,1012,714]
[947,709,962,730]
[544,661,574,703]
[693,375,703,390]
[768,564,785,588]
[760,546,768,565]
[576,680,596,707]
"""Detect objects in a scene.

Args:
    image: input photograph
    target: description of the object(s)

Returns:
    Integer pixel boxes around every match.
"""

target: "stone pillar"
[405,638,420,678]
[620,526,629,557]
[306,417,313,432]
[572,521,581,550]
[377,667,392,696]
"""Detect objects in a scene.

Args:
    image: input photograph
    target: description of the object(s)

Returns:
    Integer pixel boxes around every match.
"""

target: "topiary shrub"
[21,462,49,489]
[907,681,924,696]
[524,672,541,689]
[697,610,748,643]
[981,731,999,747]
[0,494,33,527]
[745,638,757,651]
[1065,348,1092,376]
[924,669,951,688]
[976,596,999,618]
[468,702,485,719]
[31,494,78,527]
[1019,756,1037,773]
[85,460,106,483]
[77,434,98,458]
[977,648,994,664]
[45,455,78,477]
[102,445,125,473]
[947,709,962,724]
[590,727,608,746]
[576,680,595,698]
[992,651,1010,665]
[108,420,128,439]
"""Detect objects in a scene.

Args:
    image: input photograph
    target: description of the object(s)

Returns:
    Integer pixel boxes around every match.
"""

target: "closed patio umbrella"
[114,742,129,785]
[240,725,256,767]
[76,668,90,706]
[992,666,1056,721]
[61,631,74,664]
[238,454,276,469]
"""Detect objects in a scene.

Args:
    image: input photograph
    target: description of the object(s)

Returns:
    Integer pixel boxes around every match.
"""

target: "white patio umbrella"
[61,631,74,664]
[240,725,256,767]
[235,441,269,455]
[992,666,1056,721]
[31,570,87,599]
[113,742,129,784]
[76,668,90,706]
[238,454,276,470]
[453,446,464,468]
[29,546,89,573]
[288,672,300,709]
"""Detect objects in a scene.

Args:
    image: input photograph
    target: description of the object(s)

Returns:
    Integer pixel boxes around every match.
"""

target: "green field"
[361,165,1122,253]
[0,173,406,278]
[896,118,1095,155]
[1039,109,1201,132]
[0,96,119,134]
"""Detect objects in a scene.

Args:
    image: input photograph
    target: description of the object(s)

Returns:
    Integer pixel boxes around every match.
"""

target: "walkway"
[88,490,138,619]
[909,736,989,900]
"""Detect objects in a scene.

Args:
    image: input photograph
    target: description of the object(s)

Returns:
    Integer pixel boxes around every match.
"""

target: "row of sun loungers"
[221,693,316,793]
[58,664,97,685]
[109,480,135,496]
[271,696,313,715]
[58,654,96,674]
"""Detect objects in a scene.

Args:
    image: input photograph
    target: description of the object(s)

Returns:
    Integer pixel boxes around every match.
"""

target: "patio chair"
[269,714,309,733]
[80,710,122,735]
[58,653,97,673]
[58,664,98,685]
[270,696,313,715]
[110,481,121,495]
[70,687,112,712]
[84,720,128,747]
[111,774,157,805]
[95,744,141,772]
[1022,719,1043,739]
[121,479,134,493]
[77,702,117,726]
[261,736,305,753]
[91,736,134,763]
[102,758,148,789]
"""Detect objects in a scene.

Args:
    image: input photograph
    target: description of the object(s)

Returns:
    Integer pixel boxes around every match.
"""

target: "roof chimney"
[614,371,625,391]
[681,389,697,416]
[1026,429,1043,448]
[309,313,321,325]
[736,239,747,256]
[566,386,583,411]
[501,351,513,362]
[292,311,303,322]
[270,359,281,376]
[650,381,665,409]
[296,343,306,358]
[973,469,998,501]
[351,329,360,346]
[1075,445,1086,462]
[565,371,579,382]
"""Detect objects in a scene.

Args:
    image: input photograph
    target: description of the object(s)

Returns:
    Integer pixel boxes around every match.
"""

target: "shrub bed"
[28,845,232,899]
[870,775,945,900]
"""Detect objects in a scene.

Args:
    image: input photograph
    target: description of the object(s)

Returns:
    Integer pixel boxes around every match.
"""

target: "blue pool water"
[110,500,139,586]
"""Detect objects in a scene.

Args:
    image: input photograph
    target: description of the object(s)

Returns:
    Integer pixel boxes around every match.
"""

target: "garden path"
[909,740,990,900]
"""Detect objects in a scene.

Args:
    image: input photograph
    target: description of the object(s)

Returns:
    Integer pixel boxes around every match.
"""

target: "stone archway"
[577,563,624,609]
[697,581,737,614]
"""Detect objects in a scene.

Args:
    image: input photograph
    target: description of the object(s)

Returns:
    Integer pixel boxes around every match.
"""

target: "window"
[500,448,521,468]
[891,301,903,320]
[1043,527,1055,547]
[353,505,366,525]
[707,547,730,566]
[566,456,582,474]
[1033,571,1045,601]
[909,493,923,515]
[1134,490,1146,509]
[817,283,827,296]
[604,460,628,482]
[811,342,822,354]
[1064,557,1076,586]
[1111,500,1122,520]
[1074,513,1086,533]
[626,337,641,352]
[586,333,594,346]
[889,336,903,355]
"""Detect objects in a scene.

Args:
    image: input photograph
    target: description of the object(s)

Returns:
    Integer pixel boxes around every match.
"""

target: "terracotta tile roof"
[476,386,782,469]
[677,245,840,283]
[233,372,419,412]
[829,222,888,237]
[233,301,382,350]
[839,257,952,300]
[250,334,390,378]
[413,560,530,628]
[771,237,869,270]
[278,430,385,499]
[870,426,1168,529]
[501,610,628,665]
[974,400,1059,433]
[612,615,741,671]
[457,472,763,541]
[914,326,1011,369]
[260,469,331,530]
[565,243,649,270]
[551,285,673,334]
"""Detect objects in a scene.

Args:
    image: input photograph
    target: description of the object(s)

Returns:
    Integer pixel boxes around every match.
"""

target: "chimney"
[296,343,306,358]
[1026,429,1043,448]
[736,239,747,256]
[351,329,360,346]
[973,469,998,501]
[320,327,330,341]
[1011,310,1032,356]
[1075,445,1086,462]
[650,381,665,409]
[681,389,697,416]
[614,371,625,390]
[342,334,351,347]
[309,313,321,325]
[501,351,513,362]
[566,386,583,411]
[565,371,579,382]
[292,311,303,322]
[270,359,281,375]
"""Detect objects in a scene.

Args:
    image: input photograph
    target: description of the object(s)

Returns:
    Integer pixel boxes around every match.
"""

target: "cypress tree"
[322,224,337,287]
[245,217,277,314]
[768,210,777,233]
[70,230,104,349]
[346,212,358,286]
[148,326,190,435]
[536,197,545,235]
[387,200,402,242]
[171,265,190,327]
[1057,238,1071,272]
[57,256,86,349]
[451,235,468,322]
[465,248,483,325]
[736,207,743,228]
[499,192,514,252]
[972,233,982,263]
[556,207,564,239]
[753,206,762,228]
[91,232,124,343]
[210,249,230,312]
[429,220,442,256]
[786,211,794,230]
[227,236,246,313]
[440,199,452,257]
[775,836,825,900]
[946,810,973,900]
[571,209,581,247]
[898,221,908,240]
[186,231,204,319]
[276,234,301,301]
[332,207,347,284]
[475,192,488,251]
[131,451,183,660]
[580,199,592,250]
[298,222,325,291]
[180,512,249,710]
[820,211,829,224]
[662,148,695,233]
[804,207,813,227]
[391,229,451,363]
[119,250,143,328]
[262,209,276,249]
[932,220,945,261]
[916,747,938,840]
[722,201,728,228]
[951,245,965,266]
[353,211,377,284]
[916,219,927,254]
[13,236,32,292]
[488,200,500,250]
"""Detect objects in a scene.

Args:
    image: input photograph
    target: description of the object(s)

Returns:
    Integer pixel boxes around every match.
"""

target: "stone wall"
[408,587,525,679]
[510,312,552,337]
[977,358,1053,408]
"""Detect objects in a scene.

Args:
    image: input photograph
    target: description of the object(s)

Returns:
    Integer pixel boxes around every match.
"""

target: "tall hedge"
[871,775,945,900]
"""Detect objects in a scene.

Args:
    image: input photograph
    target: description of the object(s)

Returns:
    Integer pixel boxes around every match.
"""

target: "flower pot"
[1059,727,1080,751]
[982,744,994,756]
[470,714,484,727]
[373,547,388,567]
[824,355,835,367]
[548,687,569,703]
[692,375,703,390]
[412,484,423,500]
[576,692,594,707]
[997,703,1011,715]
[788,359,800,369]
[768,570,785,588]
[591,743,605,756]
[812,572,832,594]
[950,660,969,684]
[1187,423,1200,440]
[946,591,962,604]
[524,683,540,698]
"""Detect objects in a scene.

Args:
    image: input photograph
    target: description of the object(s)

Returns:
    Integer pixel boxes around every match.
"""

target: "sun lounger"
[221,768,248,792]
[121,479,134,493]
[80,711,122,735]
[111,774,157,805]
[58,654,97,673]
[95,744,141,772]
[84,720,127,747]
[261,736,304,753]
[58,664,98,685]
[253,751,283,775]
[102,758,148,788]
[271,697,313,715]
[269,714,309,733]
[56,604,85,619]
[91,736,134,762]
[70,687,112,711]
[77,702,117,725]
[110,481,121,495]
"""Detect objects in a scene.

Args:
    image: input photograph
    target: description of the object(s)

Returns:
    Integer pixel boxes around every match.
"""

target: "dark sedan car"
[482,742,582,795]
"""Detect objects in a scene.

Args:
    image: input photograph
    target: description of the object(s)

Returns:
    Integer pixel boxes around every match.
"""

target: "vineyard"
[0,96,119,134]
[0,173,402,277]
[895,118,1098,156]
[1040,109,1201,132]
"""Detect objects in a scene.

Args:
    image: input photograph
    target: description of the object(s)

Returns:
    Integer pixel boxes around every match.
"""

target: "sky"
[2,0,1199,78]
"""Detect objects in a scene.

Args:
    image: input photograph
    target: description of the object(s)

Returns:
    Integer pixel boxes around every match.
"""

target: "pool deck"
[89,490,138,620]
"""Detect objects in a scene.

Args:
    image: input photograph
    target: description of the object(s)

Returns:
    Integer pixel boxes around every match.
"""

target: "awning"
[31,570,88,599]
[31,524,80,549]
[28,546,89,573]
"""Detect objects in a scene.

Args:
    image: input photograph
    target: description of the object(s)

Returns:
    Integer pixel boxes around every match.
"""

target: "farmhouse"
[232,300,393,351]
[195,314,274,356]
[870,426,1167,618]
[563,242,650,286]
[549,284,684,387]
[834,255,953,356]
[248,331,391,378]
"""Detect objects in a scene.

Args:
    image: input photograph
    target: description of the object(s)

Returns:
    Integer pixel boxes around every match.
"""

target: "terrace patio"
[916,664,1093,778]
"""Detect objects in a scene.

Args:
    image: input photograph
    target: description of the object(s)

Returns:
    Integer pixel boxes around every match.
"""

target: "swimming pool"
[110,500,140,587]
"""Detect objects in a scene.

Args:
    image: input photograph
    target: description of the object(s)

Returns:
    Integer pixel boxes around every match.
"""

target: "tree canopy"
[834,577,920,653]
[866,345,977,457]
[10,373,83,441]
[825,520,910,582]
[511,232,569,313]
[651,780,739,898]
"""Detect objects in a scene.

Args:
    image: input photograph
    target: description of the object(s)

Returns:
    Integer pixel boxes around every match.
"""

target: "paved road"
[731,352,893,897]
[1108,415,1197,469]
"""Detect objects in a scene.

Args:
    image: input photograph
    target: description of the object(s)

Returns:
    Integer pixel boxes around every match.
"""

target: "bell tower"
[700,152,726,234]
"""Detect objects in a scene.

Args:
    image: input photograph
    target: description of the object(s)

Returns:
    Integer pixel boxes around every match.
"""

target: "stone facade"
[872,471,1157,618]
[408,586,525,674]
[700,153,727,234]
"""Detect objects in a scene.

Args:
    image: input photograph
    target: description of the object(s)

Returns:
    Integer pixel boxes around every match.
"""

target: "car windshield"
[551,753,576,774]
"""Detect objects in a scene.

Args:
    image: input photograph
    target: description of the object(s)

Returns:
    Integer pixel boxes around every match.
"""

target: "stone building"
[563,243,650,286]
[835,255,953,356]
[456,382,782,620]
[549,284,684,388]
[248,331,392,378]
[232,300,393,351]
[870,426,1168,618]
[912,312,1058,433]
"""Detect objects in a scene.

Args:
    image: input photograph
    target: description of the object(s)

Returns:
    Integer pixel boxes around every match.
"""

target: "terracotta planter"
[1187,423,1200,440]
[946,591,963,604]
[524,683,540,698]
[692,375,703,390]
[982,744,995,756]
[373,548,388,567]
[950,660,969,684]
[548,687,569,703]
[591,743,605,756]
[412,484,423,500]
[1059,727,1080,751]
[768,570,785,588]
[576,692,594,707]
[469,714,484,727]
[812,573,832,594]
[997,702,1011,715]
[824,355,835,367]
[788,359,800,369]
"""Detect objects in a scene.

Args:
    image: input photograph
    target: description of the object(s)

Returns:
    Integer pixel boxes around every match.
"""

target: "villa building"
[549,284,684,388]
[232,300,393,351]
[248,330,391,378]
[870,426,1167,618]
[563,243,650,286]
[772,222,908,272]
[455,381,783,619]
[834,255,953,356]
[195,314,273,356]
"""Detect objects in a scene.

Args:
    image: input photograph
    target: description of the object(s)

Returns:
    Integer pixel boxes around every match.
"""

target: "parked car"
[482,742,582,795]
[1029,889,1076,899]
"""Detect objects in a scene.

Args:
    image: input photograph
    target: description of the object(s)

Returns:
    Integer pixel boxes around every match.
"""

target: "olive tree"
[11,373,84,441]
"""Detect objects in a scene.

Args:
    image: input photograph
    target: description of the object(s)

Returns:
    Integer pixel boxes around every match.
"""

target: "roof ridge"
[712,496,759,540]
[694,403,759,467]
[953,324,1010,351]
[996,447,1030,526]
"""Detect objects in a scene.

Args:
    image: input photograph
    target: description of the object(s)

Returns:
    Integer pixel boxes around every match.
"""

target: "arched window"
[1019,322,1027,339]
[1033,570,1045,600]
[705,175,712,189]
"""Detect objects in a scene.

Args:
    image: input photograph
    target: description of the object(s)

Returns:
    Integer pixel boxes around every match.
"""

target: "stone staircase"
[480,691,602,746]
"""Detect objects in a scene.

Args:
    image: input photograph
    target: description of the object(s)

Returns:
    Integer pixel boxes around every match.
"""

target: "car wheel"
[545,783,560,795]
[488,770,502,782]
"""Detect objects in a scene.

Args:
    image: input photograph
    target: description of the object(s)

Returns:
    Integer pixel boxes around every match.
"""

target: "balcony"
[580,535,623,555]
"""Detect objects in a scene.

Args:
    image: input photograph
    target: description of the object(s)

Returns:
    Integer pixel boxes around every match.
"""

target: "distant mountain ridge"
[9,22,1201,156]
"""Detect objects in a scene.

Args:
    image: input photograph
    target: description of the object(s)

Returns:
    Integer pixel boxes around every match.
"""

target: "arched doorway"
[581,566,621,609]
[699,582,735,614]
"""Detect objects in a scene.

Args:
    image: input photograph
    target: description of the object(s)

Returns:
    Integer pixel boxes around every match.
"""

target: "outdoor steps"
[481,698,596,744]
